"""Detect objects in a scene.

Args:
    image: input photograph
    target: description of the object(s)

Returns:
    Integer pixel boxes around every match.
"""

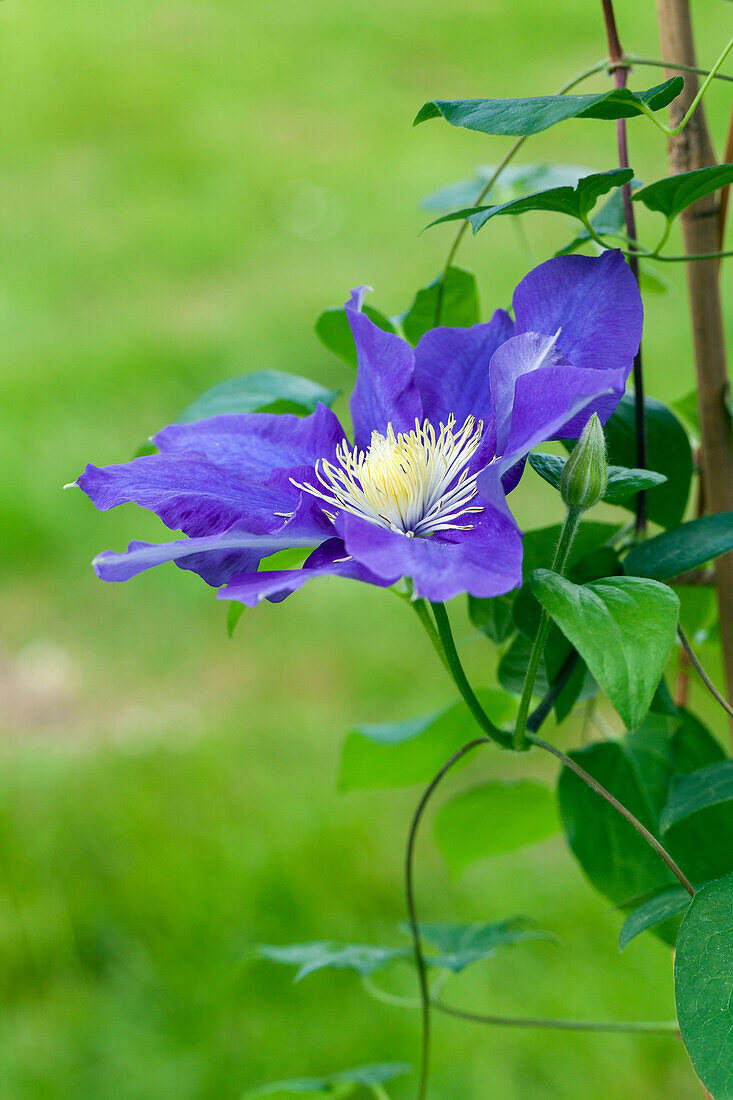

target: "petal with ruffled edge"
[337,507,522,603]
[346,287,423,449]
[217,537,395,607]
[92,501,331,586]
[76,453,299,538]
[513,250,642,375]
[412,309,514,428]
[152,402,347,482]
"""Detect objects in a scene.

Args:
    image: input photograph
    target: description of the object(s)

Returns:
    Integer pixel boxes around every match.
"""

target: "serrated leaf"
[176,370,338,423]
[407,919,555,972]
[675,873,733,1099]
[414,78,683,137]
[633,163,733,221]
[660,760,733,832]
[618,886,691,951]
[596,395,693,528]
[426,169,632,235]
[338,690,515,791]
[528,453,667,503]
[624,513,733,581]
[245,1063,411,1099]
[434,780,559,873]
[400,267,479,342]
[531,572,679,731]
[257,942,410,982]
[315,304,397,368]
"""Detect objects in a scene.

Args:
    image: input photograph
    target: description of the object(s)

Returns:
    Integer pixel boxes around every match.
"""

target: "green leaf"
[409,919,555,972]
[421,162,598,212]
[556,184,639,256]
[257,942,410,982]
[468,593,515,644]
[226,602,245,638]
[675,873,733,1099]
[498,634,550,697]
[338,690,515,791]
[414,78,683,137]
[559,712,732,944]
[400,267,479,343]
[528,453,667,503]
[531,572,679,731]
[660,760,733,832]
[672,389,700,435]
[633,163,733,221]
[426,169,632,236]
[315,305,397,368]
[598,395,693,528]
[557,718,683,919]
[176,370,338,423]
[434,780,559,873]
[624,514,733,581]
[618,886,691,951]
[245,1063,411,1099]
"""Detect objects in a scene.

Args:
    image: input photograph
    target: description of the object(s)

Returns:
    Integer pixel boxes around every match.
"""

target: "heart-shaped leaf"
[660,760,733,832]
[633,163,733,221]
[675,873,733,1099]
[425,169,632,235]
[400,266,479,341]
[407,919,555,972]
[618,886,691,951]
[257,942,410,982]
[531,572,679,731]
[315,305,397,368]
[434,780,559,872]
[245,1063,411,1099]
[176,370,337,423]
[414,79,683,137]
[591,395,693,529]
[339,689,515,791]
[624,513,733,581]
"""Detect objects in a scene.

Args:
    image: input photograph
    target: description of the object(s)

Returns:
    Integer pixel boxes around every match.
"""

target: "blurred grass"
[0,0,731,1096]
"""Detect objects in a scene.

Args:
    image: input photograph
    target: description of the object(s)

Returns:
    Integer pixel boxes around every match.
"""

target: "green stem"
[513,507,582,749]
[625,54,733,86]
[529,732,695,896]
[635,35,733,136]
[405,736,492,1100]
[429,602,514,749]
[432,1000,679,1034]
[411,598,451,674]
[433,58,610,325]
[371,1087,392,1100]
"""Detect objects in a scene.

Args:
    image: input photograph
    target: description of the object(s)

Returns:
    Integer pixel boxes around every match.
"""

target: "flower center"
[293,415,485,536]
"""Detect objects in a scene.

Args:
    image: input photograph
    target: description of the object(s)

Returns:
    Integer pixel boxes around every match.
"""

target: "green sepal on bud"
[560,413,608,512]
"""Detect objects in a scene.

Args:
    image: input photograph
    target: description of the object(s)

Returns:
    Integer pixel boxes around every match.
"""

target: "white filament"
[292,415,485,537]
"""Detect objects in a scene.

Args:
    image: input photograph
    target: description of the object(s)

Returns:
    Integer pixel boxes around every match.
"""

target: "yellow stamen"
[292,415,485,536]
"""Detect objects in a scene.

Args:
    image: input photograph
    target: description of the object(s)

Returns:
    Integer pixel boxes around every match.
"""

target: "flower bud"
[560,413,608,512]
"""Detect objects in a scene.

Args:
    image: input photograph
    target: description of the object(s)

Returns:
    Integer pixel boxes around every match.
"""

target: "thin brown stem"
[677,624,733,721]
[602,0,647,533]
[529,733,696,897]
[656,0,733,735]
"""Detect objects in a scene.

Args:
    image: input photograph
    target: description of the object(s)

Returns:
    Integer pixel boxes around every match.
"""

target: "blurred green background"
[0,0,731,1096]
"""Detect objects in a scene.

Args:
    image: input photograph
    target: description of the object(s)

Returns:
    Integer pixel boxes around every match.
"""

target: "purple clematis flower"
[74,251,642,606]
